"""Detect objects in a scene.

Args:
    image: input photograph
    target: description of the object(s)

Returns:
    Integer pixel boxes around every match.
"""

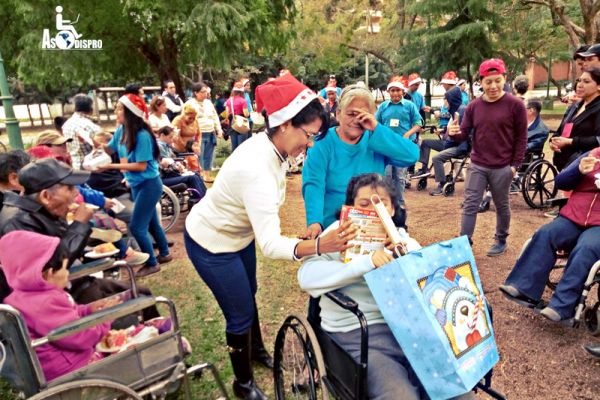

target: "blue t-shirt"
[302,125,419,228]
[108,126,160,187]
[407,90,425,112]
[461,91,470,106]
[375,100,421,140]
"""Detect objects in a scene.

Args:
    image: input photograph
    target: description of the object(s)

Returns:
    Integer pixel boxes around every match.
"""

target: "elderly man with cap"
[36,130,73,164]
[448,58,527,256]
[185,74,356,400]
[375,76,422,208]
[578,43,600,70]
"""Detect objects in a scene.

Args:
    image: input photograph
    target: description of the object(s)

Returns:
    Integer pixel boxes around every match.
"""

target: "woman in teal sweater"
[302,85,419,239]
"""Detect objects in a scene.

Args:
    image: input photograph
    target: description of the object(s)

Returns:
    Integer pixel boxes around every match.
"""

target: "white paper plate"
[85,249,119,259]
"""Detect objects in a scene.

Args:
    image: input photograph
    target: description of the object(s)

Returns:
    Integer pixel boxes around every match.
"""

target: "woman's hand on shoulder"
[318,220,358,254]
[579,155,600,174]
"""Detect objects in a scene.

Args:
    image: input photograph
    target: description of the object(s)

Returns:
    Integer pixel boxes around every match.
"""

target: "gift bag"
[364,235,499,400]
[232,115,250,134]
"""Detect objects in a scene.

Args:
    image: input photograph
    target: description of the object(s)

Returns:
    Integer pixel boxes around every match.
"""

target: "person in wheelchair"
[298,173,475,400]
[500,147,600,322]
[0,159,160,322]
[411,87,468,196]
[157,126,207,203]
[524,99,550,153]
[0,230,121,381]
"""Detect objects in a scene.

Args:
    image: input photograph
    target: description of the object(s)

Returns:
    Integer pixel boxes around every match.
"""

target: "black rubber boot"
[226,331,268,400]
[251,310,274,369]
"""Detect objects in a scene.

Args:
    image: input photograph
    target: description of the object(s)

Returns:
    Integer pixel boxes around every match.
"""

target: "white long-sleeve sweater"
[298,221,421,332]
[185,132,300,259]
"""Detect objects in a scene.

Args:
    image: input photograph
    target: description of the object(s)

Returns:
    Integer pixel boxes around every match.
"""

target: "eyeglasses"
[299,127,319,139]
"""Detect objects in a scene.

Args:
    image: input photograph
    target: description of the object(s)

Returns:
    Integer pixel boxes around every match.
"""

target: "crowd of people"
[0,47,599,399]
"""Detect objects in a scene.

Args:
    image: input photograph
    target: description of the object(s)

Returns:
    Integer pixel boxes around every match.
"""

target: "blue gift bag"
[364,236,499,400]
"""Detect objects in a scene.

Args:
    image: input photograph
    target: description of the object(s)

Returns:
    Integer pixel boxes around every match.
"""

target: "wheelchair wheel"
[442,182,455,197]
[274,314,329,400]
[521,160,558,209]
[546,263,566,291]
[584,303,600,336]
[160,185,180,233]
[416,177,427,191]
[28,378,143,400]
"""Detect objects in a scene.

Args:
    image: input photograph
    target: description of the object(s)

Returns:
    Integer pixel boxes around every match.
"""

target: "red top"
[455,93,528,168]
[226,96,248,116]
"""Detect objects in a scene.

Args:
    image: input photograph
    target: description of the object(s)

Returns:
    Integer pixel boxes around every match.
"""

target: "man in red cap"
[448,58,527,256]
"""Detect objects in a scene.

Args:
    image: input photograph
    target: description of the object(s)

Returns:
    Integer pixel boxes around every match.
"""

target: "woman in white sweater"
[184,74,356,400]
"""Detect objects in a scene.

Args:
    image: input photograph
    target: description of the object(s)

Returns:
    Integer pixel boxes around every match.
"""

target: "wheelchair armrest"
[545,197,568,209]
[32,296,157,348]
[69,258,116,280]
[324,290,359,312]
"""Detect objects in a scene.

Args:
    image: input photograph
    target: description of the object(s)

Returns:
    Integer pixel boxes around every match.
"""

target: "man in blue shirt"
[375,77,422,207]
[405,73,430,122]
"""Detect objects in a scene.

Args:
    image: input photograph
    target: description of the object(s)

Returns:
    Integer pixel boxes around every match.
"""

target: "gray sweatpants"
[460,163,513,242]
[330,323,475,400]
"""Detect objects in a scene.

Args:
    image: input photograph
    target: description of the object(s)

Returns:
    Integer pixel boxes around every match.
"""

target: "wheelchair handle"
[32,296,157,348]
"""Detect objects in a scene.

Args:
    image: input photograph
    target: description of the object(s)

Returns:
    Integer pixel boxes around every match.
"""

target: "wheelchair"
[415,153,470,197]
[511,149,558,209]
[0,257,229,399]
[517,198,600,336]
[273,291,506,400]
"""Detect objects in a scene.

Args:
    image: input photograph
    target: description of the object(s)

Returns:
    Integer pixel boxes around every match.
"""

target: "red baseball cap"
[479,59,506,77]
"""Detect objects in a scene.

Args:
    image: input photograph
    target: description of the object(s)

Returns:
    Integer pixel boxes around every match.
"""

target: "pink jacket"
[0,231,110,381]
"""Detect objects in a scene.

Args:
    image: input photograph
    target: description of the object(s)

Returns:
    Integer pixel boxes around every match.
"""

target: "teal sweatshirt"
[302,124,419,228]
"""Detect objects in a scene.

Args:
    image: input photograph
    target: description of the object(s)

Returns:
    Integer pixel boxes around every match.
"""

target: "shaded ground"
[159,167,600,399]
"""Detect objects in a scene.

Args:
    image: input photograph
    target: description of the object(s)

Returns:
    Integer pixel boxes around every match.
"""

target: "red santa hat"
[440,71,458,85]
[255,74,317,128]
[119,93,149,119]
[387,75,406,91]
[241,78,250,86]
[408,73,422,87]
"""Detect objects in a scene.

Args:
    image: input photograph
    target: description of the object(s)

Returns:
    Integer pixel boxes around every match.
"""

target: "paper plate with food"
[96,329,130,353]
[85,243,119,259]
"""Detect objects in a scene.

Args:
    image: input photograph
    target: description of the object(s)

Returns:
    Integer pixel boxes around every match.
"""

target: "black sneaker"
[430,184,444,196]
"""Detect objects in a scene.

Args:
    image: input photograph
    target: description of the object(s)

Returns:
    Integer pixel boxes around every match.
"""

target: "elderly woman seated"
[500,147,600,322]
[298,173,474,400]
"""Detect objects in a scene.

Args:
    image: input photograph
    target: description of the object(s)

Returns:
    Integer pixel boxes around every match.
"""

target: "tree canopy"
[0,0,588,98]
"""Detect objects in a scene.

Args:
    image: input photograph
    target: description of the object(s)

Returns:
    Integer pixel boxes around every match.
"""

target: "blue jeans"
[385,165,407,206]
[505,216,600,319]
[184,231,257,334]
[129,176,169,267]
[230,129,250,152]
[200,132,216,171]
[162,173,206,199]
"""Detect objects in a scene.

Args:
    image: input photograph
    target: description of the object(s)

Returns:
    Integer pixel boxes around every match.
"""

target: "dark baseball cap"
[19,158,90,195]
[577,43,600,58]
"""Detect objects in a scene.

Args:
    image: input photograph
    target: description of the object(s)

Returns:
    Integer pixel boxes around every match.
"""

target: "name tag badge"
[390,119,400,127]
